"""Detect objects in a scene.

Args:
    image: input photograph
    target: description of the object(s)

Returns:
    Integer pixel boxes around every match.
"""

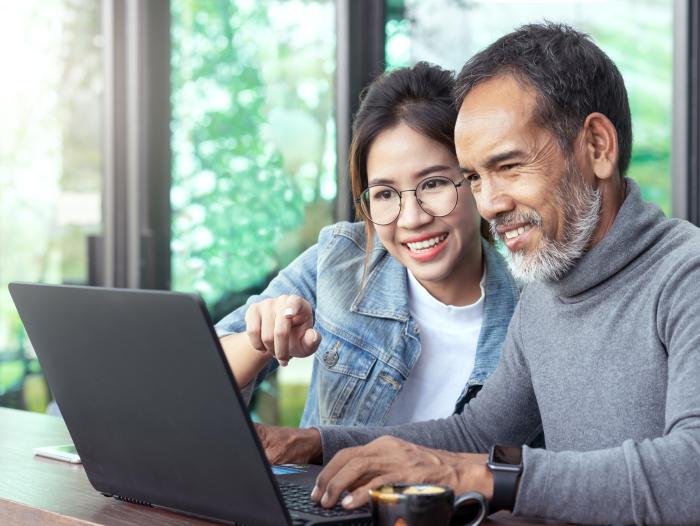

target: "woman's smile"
[402,232,449,261]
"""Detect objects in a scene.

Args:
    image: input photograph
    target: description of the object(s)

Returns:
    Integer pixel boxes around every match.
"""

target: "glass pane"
[0,1,103,411]
[386,0,673,216]
[170,0,337,425]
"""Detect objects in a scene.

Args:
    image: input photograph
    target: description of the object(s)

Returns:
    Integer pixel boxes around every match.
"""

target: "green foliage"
[171,1,337,307]
[278,383,309,427]
[171,1,337,425]
[592,19,672,215]
[171,0,306,303]
[0,0,101,411]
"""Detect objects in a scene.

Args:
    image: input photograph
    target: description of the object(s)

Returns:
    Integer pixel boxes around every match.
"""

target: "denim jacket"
[216,221,520,428]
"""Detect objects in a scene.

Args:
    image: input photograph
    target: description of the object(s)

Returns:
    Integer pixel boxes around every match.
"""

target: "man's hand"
[310,436,493,509]
[255,423,323,465]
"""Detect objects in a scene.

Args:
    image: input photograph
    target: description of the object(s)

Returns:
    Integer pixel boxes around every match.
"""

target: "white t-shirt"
[384,270,484,425]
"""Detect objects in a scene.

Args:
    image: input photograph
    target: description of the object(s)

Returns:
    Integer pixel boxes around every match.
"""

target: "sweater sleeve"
[515,259,700,525]
[317,300,543,462]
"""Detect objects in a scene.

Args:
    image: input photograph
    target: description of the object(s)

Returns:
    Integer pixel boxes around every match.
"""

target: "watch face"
[491,445,523,467]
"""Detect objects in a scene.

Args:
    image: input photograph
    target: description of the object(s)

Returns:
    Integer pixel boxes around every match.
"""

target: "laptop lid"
[9,282,291,526]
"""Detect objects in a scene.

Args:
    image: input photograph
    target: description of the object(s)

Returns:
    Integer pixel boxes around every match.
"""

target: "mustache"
[489,211,544,236]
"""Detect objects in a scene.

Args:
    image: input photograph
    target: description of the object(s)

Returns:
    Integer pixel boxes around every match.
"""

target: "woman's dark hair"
[350,61,492,262]
[455,22,632,175]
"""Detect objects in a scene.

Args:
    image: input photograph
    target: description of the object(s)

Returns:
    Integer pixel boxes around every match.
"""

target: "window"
[170,0,337,425]
[0,1,103,411]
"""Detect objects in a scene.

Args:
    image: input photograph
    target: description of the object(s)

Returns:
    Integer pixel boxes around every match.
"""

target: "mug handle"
[450,491,488,526]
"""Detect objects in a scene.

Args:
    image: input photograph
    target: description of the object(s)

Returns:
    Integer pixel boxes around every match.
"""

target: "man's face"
[455,74,601,282]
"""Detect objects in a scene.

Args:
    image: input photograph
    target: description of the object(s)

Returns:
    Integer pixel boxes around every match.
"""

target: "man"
[257,23,700,524]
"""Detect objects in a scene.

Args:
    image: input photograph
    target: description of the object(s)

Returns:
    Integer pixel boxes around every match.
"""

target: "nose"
[474,179,515,222]
[396,191,433,229]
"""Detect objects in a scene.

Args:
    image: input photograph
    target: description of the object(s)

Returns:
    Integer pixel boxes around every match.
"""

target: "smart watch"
[487,445,523,513]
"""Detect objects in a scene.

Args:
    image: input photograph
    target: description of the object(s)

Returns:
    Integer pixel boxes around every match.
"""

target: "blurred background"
[0,0,692,425]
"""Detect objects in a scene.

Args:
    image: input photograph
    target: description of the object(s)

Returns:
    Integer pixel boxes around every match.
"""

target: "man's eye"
[465,173,480,182]
[500,163,519,171]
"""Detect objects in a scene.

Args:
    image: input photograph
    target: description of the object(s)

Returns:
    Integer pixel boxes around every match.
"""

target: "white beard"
[491,168,602,283]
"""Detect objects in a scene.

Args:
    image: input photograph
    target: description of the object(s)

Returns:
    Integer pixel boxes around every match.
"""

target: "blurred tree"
[171,1,338,427]
[171,0,306,305]
[0,0,102,411]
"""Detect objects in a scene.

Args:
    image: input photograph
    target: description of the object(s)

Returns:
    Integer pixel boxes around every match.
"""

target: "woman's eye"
[420,178,448,191]
[465,173,480,182]
[372,189,394,201]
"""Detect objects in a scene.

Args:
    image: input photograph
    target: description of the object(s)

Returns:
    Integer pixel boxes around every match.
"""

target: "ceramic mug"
[369,484,487,526]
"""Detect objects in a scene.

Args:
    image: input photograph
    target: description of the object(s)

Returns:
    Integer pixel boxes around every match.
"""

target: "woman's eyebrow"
[416,165,454,178]
[368,165,454,186]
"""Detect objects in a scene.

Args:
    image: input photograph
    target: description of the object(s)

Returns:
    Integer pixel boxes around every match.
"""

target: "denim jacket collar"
[351,237,519,411]
[351,244,410,322]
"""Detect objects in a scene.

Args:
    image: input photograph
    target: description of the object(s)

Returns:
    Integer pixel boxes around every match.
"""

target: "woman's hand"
[244,295,321,366]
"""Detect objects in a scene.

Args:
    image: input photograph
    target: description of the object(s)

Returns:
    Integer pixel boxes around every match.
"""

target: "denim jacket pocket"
[313,323,378,425]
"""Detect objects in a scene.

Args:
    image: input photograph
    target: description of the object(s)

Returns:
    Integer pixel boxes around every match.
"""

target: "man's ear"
[581,112,619,181]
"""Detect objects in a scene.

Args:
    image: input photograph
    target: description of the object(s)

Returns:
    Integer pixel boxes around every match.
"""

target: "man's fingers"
[342,474,396,509]
[315,452,376,508]
[313,447,356,499]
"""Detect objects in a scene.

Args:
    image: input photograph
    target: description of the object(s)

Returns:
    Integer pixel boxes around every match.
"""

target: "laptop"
[9,282,372,526]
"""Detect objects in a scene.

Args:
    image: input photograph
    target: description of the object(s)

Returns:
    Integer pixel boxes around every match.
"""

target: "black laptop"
[9,282,372,526]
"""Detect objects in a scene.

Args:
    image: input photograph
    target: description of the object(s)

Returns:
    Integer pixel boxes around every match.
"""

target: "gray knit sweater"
[316,179,700,525]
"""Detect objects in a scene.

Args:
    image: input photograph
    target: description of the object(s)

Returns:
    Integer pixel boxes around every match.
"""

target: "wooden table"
[0,407,558,525]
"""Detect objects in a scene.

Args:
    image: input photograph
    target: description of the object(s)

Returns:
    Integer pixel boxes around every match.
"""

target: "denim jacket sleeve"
[214,230,325,401]
[215,243,320,337]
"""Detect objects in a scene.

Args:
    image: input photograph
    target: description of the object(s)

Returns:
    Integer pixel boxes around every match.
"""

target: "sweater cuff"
[314,425,348,464]
[512,445,551,518]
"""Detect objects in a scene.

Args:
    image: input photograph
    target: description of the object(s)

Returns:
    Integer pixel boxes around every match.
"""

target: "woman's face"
[365,122,482,301]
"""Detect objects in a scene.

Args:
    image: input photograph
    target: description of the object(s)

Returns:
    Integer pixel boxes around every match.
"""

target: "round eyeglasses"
[356,175,468,226]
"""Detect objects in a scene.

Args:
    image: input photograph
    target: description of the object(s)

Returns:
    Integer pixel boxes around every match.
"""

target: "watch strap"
[488,445,523,513]
[490,466,520,512]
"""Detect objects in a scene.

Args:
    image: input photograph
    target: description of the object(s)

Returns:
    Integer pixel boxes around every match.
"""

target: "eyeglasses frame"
[354,175,469,226]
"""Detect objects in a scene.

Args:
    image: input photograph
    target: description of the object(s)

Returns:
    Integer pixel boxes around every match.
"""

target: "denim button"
[323,346,339,367]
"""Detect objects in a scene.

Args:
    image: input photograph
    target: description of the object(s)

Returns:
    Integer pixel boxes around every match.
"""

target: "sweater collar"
[546,177,667,299]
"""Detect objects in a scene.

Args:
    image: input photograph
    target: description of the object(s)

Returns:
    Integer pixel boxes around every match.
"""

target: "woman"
[216,62,519,427]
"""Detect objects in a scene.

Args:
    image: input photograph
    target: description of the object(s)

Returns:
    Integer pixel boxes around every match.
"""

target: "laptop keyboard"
[279,481,370,518]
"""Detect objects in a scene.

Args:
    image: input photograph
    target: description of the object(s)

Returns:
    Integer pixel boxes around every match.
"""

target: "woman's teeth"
[504,225,531,240]
[406,234,447,252]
